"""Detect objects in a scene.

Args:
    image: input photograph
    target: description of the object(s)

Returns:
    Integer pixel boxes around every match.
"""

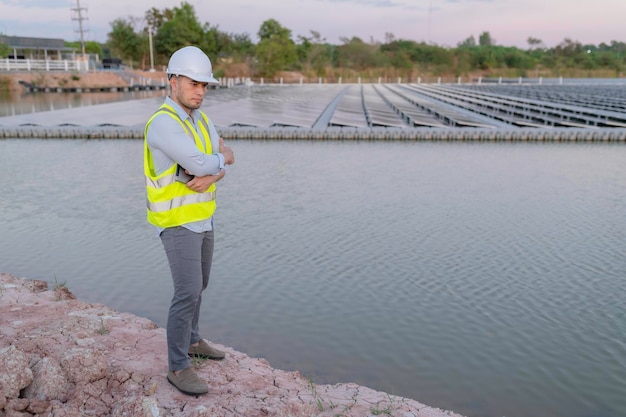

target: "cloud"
[1,0,68,8]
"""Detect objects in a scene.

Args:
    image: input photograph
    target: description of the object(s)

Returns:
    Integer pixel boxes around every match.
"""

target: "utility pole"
[148,24,155,72]
[70,0,88,60]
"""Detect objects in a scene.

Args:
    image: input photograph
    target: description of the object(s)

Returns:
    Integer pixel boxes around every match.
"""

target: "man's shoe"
[189,339,225,360]
[167,368,209,396]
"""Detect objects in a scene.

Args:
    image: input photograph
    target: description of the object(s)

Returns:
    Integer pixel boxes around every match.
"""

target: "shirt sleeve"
[147,114,222,177]
[207,116,225,170]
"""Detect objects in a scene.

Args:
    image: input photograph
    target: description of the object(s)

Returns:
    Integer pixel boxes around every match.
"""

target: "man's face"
[171,75,209,113]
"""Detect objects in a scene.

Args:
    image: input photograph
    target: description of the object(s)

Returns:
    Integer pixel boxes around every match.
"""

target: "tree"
[0,41,10,58]
[153,2,206,59]
[458,35,476,48]
[454,47,472,76]
[296,30,332,76]
[527,37,544,50]
[254,19,297,77]
[66,40,103,57]
[145,7,172,31]
[380,39,415,70]
[229,33,255,59]
[102,4,626,79]
[336,37,387,70]
[107,18,144,65]
[258,19,291,42]
[385,32,396,44]
[554,38,583,57]
[478,31,494,47]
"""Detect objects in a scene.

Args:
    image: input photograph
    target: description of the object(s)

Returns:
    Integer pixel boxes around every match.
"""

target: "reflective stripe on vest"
[148,192,215,212]
[144,104,216,228]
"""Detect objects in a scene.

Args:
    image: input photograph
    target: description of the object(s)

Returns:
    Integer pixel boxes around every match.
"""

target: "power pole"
[148,24,155,72]
[70,0,88,59]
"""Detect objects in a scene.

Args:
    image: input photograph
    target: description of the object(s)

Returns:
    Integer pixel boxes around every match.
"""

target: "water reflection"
[0,89,168,117]
[2,139,625,417]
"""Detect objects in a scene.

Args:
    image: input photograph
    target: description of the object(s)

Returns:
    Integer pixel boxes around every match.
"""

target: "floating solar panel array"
[1,83,626,140]
[207,83,626,141]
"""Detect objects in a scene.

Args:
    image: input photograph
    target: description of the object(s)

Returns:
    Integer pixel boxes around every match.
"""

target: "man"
[143,46,234,396]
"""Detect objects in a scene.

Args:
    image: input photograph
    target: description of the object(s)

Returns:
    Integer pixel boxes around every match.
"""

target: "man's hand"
[186,170,225,193]
[219,137,235,165]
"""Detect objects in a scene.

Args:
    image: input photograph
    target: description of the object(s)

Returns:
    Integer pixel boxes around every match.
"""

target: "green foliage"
[479,31,494,47]
[0,41,11,58]
[53,275,66,290]
[296,31,332,76]
[101,1,626,77]
[145,6,171,31]
[65,40,102,56]
[458,35,476,48]
[254,19,297,77]
[153,2,206,58]
[381,40,453,73]
[336,37,387,70]
[307,377,324,411]
[527,37,544,49]
[107,18,145,65]
[229,33,255,59]
[370,396,393,415]
[96,318,109,335]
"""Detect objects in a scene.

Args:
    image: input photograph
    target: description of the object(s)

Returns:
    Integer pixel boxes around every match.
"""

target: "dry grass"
[0,69,169,92]
[1,66,622,93]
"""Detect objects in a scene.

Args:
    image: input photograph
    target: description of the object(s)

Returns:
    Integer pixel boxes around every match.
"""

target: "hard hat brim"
[195,75,220,84]
[167,70,220,84]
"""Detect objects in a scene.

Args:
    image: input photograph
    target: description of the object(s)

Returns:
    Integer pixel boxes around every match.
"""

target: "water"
[0,89,167,117]
[0,138,624,417]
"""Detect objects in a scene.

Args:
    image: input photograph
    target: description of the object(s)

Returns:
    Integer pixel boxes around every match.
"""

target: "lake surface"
[0,138,624,417]
[0,89,167,117]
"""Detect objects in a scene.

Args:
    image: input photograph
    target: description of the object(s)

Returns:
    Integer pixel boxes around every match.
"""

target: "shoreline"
[0,273,465,417]
[0,70,167,94]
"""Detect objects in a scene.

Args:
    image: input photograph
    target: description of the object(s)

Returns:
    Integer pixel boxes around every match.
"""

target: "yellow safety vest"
[144,104,216,228]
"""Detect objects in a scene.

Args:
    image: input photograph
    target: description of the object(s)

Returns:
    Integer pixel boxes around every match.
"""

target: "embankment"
[0,273,464,417]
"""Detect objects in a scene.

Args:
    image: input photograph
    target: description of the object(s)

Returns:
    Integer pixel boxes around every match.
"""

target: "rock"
[23,279,48,293]
[0,273,466,417]
[54,286,76,300]
[6,398,29,411]
[0,345,33,398]
[5,409,32,417]
[26,398,50,414]
[111,396,163,417]
[60,347,108,384]
[22,356,72,401]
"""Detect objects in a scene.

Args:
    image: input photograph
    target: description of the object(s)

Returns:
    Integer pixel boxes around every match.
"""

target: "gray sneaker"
[167,368,209,396]
[189,339,225,360]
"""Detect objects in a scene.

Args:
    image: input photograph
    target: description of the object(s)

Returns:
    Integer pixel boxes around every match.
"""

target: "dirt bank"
[0,70,167,93]
[0,273,464,417]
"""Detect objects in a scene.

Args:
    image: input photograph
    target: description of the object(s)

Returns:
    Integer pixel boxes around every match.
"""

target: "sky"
[0,0,625,49]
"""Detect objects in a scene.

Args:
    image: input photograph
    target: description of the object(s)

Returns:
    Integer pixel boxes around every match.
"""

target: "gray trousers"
[160,226,214,371]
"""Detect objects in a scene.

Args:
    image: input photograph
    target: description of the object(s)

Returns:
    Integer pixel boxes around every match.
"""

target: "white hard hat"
[166,46,219,84]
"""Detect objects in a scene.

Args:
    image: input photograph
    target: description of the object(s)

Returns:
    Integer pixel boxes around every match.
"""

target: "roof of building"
[0,35,75,52]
